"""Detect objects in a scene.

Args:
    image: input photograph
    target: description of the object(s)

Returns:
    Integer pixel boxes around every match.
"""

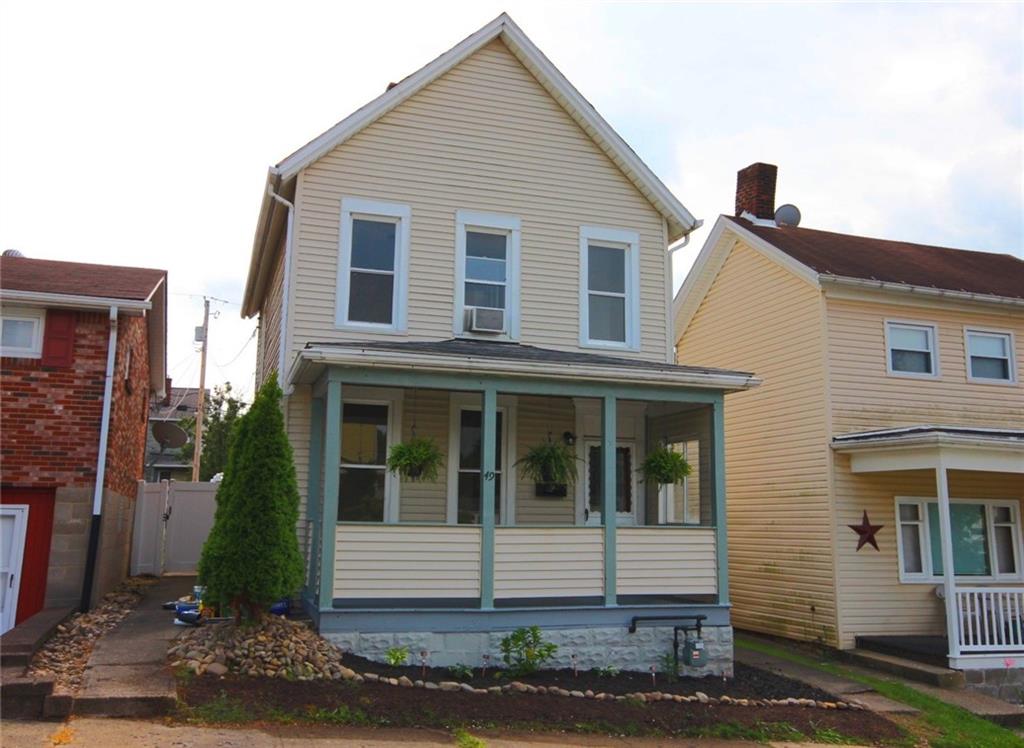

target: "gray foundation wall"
[326,624,733,678]
[965,667,1024,704]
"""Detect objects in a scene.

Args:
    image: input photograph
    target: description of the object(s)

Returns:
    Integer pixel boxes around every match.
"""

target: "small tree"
[180,383,247,480]
[198,373,304,622]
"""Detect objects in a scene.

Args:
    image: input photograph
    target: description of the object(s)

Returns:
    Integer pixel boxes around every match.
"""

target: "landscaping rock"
[695,691,709,703]
[439,681,460,691]
[205,662,228,676]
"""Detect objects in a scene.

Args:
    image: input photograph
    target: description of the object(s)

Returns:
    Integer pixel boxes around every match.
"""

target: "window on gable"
[1,308,44,358]
[337,198,410,331]
[455,211,520,338]
[886,322,937,376]
[966,330,1015,383]
[580,226,639,349]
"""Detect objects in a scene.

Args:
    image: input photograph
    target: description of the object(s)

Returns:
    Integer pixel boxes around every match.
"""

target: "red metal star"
[848,511,883,551]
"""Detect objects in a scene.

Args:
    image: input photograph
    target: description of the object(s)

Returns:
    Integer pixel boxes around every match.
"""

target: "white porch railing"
[955,587,1024,654]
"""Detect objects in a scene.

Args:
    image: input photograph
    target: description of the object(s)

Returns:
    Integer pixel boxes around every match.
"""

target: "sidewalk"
[73,575,195,717]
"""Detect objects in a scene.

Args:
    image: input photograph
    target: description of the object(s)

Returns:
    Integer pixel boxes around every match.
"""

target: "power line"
[212,327,257,369]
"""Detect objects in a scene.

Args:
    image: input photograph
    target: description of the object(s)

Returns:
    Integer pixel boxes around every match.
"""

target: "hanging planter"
[515,438,578,498]
[387,437,444,482]
[639,446,691,485]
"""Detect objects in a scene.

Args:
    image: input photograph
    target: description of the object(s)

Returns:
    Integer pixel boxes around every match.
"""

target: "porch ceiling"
[832,426,1024,474]
[288,339,761,393]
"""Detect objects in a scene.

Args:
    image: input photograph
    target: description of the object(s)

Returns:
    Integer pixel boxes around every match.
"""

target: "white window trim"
[579,225,641,351]
[884,319,940,379]
[338,387,404,524]
[335,197,411,333]
[445,392,517,526]
[964,327,1017,385]
[1,306,45,359]
[453,210,521,340]
[894,496,1023,584]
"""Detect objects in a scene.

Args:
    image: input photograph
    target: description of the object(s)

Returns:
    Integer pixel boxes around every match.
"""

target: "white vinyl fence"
[131,480,217,575]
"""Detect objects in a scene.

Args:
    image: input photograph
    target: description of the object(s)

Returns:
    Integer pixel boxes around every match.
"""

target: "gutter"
[80,305,119,612]
[0,289,150,313]
[267,183,295,391]
[819,274,1024,308]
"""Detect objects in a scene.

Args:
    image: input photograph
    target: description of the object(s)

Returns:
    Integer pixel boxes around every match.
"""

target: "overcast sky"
[2,1,1021,397]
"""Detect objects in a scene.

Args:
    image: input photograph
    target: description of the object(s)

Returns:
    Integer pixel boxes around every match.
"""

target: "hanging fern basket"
[515,439,578,498]
[639,446,691,485]
[386,437,444,482]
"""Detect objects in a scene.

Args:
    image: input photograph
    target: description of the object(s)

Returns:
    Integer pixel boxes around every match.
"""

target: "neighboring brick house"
[145,385,206,482]
[0,253,167,630]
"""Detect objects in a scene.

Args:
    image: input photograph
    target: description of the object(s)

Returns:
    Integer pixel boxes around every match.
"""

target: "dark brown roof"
[0,255,166,301]
[728,216,1024,300]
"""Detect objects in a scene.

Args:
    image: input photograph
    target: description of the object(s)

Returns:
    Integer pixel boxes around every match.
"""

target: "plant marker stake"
[650,664,656,687]
[420,650,429,680]
[571,653,578,678]
[482,653,490,678]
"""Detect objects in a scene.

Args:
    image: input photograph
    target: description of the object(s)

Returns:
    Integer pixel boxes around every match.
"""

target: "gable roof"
[1,255,166,302]
[674,214,1024,340]
[242,13,699,316]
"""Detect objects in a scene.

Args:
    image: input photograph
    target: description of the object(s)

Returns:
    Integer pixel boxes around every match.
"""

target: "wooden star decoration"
[848,511,883,551]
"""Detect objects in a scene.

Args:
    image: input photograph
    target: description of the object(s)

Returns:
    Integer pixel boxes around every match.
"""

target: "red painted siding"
[0,487,55,624]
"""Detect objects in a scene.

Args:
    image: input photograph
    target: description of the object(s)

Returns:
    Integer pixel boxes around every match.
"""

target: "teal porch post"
[319,376,342,609]
[306,396,325,599]
[601,395,617,606]
[712,396,729,606]
[479,388,497,609]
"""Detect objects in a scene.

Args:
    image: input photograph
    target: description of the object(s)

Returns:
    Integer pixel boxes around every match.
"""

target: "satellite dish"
[774,204,801,227]
[152,420,189,449]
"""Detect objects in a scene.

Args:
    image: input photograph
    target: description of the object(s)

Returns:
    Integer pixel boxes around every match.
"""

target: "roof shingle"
[1,256,166,301]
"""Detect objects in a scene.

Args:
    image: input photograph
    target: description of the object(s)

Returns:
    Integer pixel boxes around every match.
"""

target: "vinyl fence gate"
[131,480,217,575]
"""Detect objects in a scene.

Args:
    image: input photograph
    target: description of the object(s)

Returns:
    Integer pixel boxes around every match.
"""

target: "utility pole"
[192,297,210,481]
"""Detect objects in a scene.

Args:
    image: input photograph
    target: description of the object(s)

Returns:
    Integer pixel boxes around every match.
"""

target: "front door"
[583,441,636,526]
[0,506,29,635]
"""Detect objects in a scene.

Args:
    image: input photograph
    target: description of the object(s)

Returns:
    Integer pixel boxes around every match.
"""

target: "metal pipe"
[80,305,119,612]
[628,614,705,634]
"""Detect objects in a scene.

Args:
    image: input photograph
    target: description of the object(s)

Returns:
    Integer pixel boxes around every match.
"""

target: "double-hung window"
[454,211,520,338]
[965,329,1015,384]
[1,307,44,358]
[336,198,410,331]
[579,226,640,349]
[895,498,1022,582]
[339,402,391,522]
[446,395,514,525]
[886,321,938,377]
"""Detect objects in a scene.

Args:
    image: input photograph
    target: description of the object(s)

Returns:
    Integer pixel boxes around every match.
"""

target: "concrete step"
[0,607,74,668]
[1,667,56,719]
[842,648,965,689]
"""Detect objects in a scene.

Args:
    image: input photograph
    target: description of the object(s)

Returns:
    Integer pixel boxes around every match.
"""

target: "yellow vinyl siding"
[834,465,1024,648]
[257,237,285,387]
[617,527,717,596]
[676,239,837,644]
[825,296,1024,434]
[399,389,449,523]
[494,527,603,598]
[290,38,668,362]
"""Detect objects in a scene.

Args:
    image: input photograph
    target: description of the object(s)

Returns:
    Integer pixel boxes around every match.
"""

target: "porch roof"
[832,425,1024,474]
[288,339,760,393]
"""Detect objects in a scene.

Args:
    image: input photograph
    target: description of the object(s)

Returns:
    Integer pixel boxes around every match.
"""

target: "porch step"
[1,666,56,719]
[842,648,965,689]
[0,607,74,668]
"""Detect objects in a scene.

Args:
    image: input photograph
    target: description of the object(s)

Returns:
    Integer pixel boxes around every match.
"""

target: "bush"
[499,626,557,677]
[197,373,304,622]
[385,646,409,667]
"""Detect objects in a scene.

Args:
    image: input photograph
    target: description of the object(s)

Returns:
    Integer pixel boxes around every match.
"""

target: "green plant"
[448,663,474,680]
[185,691,252,723]
[386,437,444,481]
[515,439,579,487]
[385,645,409,667]
[594,665,620,678]
[179,382,248,481]
[659,652,679,683]
[197,372,305,622]
[639,446,691,485]
[498,626,557,677]
[453,729,487,748]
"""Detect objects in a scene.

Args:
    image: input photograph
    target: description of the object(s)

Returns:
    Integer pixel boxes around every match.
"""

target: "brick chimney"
[735,162,778,220]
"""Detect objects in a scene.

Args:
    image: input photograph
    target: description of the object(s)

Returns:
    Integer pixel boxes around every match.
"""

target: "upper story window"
[885,321,938,378]
[965,329,1015,384]
[579,226,640,350]
[1,307,44,358]
[454,210,520,339]
[336,197,411,331]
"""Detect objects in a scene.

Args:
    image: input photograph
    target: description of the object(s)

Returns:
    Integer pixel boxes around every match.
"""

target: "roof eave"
[818,274,1024,308]
[241,168,282,318]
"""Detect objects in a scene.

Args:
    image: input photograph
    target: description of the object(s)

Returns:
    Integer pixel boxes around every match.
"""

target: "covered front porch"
[834,427,1024,671]
[288,340,757,669]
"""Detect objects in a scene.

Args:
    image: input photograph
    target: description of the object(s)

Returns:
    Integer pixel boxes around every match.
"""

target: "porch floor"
[855,635,948,668]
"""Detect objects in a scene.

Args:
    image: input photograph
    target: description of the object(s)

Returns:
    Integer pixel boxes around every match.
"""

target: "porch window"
[456,410,503,525]
[339,403,389,521]
[966,330,1015,383]
[886,321,937,377]
[896,498,1021,582]
[336,197,410,331]
[455,211,520,338]
[579,226,640,349]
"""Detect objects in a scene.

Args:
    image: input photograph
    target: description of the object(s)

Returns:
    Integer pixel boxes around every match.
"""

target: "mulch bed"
[343,654,833,701]
[179,674,905,744]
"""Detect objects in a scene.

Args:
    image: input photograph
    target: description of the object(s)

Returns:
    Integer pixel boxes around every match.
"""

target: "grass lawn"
[738,635,1024,748]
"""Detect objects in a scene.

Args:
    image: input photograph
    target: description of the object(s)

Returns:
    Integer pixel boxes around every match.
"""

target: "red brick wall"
[1,311,151,493]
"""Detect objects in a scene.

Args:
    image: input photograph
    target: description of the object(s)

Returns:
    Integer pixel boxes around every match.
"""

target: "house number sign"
[484,471,496,481]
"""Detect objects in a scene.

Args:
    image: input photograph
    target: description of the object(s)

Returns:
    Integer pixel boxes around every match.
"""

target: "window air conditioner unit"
[466,307,505,334]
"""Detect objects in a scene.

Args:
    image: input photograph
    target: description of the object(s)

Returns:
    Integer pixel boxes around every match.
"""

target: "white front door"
[0,505,29,635]
[582,441,637,526]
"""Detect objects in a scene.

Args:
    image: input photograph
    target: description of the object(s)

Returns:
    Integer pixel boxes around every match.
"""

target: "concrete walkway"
[74,575,195,717]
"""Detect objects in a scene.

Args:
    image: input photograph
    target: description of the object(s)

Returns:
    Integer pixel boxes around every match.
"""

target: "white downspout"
[268,184,294,394]
[80,305,119,611]
[935,460,960,665]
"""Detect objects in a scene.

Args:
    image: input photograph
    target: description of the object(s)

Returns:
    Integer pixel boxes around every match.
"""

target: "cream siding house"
[675,162,1024,696]
[241,14,759,673]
